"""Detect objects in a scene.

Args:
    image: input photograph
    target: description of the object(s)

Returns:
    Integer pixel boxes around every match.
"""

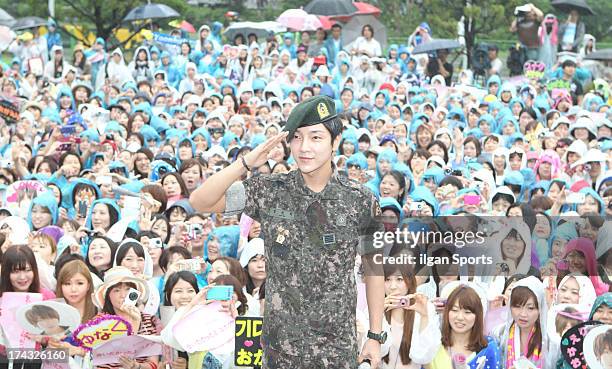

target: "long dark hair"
[102,282,137,315]
[382,261,416,365]
[510,286,542,358]
[164,271,199,306]
[85,235,118,279]
[441,285,487,352]
[161,172,189,198]
[0,245,41,296]
[115,241,146,267]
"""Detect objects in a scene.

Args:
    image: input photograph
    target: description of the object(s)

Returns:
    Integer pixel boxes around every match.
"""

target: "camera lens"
[129,292,138,301]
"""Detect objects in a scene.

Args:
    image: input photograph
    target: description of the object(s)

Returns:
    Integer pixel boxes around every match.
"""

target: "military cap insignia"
[317,102,330,120]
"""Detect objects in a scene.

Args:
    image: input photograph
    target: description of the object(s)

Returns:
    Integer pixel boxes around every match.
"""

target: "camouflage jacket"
[234,169,383,358]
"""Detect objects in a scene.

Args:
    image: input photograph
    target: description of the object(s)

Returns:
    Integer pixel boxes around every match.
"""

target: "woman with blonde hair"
[56,259,97,323]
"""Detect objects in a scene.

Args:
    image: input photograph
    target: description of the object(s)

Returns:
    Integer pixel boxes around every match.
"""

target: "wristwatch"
[367,330,387,344]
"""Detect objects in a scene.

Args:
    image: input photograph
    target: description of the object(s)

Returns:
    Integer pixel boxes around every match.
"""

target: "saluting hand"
[242,132,288,169]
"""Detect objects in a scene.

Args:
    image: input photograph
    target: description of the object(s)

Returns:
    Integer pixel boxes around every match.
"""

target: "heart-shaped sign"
[244,340,254,347]
[72,315,132,350]
[561,338,569,346]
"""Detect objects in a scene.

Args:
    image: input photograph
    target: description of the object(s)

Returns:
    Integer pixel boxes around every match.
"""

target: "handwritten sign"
[561,320,602,369]
[0,99,19,123]
[72,315,132,350]
[234,317,263,368]
[0,292,43,349]
[172,301,235,354]
[524,61,545,80]
[6,180,47,204]
[92,335,163,366]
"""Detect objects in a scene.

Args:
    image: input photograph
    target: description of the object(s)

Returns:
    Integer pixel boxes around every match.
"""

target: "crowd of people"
[0,6,610,369]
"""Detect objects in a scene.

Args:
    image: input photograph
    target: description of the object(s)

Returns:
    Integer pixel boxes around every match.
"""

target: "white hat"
[183,95,202,108]
[239,238,265,267]
[204,145,228,160]
[51,45,63,53]
[566,139,588,156]
[570,117,597,137]
[434,127,452,140]
[571,149,607,168]
[551,116,571,131]
[426,155,446,168]
[20,111,35,124]
[282,97,295,107]
[598,118,612,129]
[92,266,149,310]
[514,4,532,15]
[228,115,245,127]
[314,65,331,78]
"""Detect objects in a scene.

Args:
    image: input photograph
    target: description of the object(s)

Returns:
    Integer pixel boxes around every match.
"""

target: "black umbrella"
[0,8,15,27]
[411,39,461,54]
[11,16,46,31]
[123,3,179,22]
[303,0,357,16]
[584,49,612,61]
[551,0,594,15]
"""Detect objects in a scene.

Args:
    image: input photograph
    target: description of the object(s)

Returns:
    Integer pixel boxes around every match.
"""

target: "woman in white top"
[377,260,441,368]
[491,276,555,369]
[352,25,382,57]
[239,238,266,317]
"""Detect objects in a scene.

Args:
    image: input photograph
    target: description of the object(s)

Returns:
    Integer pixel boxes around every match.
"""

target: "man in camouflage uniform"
[190,96,386,369]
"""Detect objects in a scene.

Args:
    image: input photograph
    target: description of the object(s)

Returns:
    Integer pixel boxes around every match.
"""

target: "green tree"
[416,0,522,67]
[53,0,189,44]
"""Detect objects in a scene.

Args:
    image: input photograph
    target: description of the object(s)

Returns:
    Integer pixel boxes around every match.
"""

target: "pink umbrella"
[277,8,323,31]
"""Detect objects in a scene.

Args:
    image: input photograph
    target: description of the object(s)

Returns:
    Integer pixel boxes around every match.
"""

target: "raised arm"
[189,132,288,213]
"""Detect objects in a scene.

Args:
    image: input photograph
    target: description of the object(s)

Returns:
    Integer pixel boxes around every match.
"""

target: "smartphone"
[206,286,233,301]
[464,195,480,206]
[60,125,76,136]
[78,200,88,218]
[566,192,585,204]
[123,288,141,307]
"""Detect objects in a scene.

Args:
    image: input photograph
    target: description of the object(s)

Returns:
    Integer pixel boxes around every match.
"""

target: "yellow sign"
[73,315,131,350]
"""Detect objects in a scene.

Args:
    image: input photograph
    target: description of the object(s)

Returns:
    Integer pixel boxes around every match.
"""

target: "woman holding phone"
[373,255,441,368]
[91,266,160,369]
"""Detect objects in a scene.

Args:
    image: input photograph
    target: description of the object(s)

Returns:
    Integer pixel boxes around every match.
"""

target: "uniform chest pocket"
[266,219,295,259]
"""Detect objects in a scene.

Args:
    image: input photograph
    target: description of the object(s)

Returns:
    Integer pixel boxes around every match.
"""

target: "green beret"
[283,95,337,141]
